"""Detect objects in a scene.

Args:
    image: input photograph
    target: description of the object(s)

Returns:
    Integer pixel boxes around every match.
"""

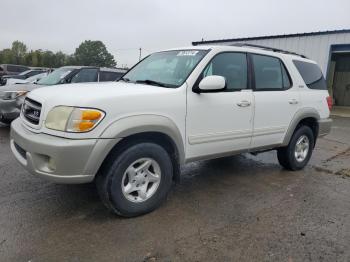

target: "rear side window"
[7,65,17,72]
[19,66,29,72]
[252,54,291,90]
[99,71,123,82]
[293,60,327,90]
[6,65,27,73]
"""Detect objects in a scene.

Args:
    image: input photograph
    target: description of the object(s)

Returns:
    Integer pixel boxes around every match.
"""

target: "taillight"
[326,96,333,110]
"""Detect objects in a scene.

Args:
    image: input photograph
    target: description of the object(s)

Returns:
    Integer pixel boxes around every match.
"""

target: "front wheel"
[277,125,315,171]
[0,116,11,126]
[96,142,173,217]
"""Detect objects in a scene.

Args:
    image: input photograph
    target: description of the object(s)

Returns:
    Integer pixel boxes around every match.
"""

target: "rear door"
[250,53,300,148]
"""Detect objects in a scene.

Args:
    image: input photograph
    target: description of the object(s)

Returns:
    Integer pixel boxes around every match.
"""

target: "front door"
[186,52,254,160]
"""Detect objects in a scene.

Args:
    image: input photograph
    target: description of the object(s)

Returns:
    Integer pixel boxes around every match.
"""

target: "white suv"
[10,45,332,217]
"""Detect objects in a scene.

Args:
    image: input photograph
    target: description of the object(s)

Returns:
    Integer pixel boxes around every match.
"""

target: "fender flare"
[100,114,185,164]
[282,108,320,146]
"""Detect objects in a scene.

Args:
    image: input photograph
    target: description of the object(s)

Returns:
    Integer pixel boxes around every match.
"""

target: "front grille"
[22,98,42,125]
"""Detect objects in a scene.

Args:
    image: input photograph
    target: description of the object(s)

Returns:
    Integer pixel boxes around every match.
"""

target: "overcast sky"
[1,0,350,67]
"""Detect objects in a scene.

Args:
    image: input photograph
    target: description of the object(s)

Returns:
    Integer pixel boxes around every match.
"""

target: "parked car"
[10,45,332,217]
[0,64,30,77]
[0,69,48,86]
[0,66,127,124]
[5,72,49,85]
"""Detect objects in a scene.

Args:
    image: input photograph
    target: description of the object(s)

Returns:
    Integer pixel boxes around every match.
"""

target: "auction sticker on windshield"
[177,51,199,56]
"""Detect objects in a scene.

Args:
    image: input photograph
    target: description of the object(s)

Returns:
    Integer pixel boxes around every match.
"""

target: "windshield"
[26,72,47,82]
[37,67,74,85]
[19,70,31,76]
[121,50,208,88]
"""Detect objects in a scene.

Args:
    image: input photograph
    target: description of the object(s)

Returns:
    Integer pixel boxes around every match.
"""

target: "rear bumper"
[318,118,332,137]
[10,118,119,184]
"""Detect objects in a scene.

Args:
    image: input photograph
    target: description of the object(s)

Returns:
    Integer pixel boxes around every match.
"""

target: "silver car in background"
[0,66,127,125]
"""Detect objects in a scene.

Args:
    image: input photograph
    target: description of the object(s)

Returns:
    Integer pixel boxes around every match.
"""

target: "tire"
[0,116,11,126]
[277,125,315,171]
[96,142,173,217]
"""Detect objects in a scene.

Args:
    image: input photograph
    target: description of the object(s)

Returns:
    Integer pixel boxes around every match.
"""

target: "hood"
[6,78,28,85]
[1,74,17,79]
[27,81,176,108]
[0,83,43,92]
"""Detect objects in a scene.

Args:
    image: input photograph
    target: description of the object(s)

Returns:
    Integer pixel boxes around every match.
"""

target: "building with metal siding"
[193,30,350,107]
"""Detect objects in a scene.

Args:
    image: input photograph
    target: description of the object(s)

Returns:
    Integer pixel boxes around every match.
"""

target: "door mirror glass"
[198,75,226,92]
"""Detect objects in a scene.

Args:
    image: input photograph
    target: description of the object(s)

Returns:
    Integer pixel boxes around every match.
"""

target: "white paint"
[23,45,330,162]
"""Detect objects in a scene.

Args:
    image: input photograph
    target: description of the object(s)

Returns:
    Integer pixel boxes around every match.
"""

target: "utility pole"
[139,48,142,61]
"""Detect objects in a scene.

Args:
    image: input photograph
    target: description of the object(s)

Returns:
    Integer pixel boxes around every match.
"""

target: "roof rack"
[231,43,307,58]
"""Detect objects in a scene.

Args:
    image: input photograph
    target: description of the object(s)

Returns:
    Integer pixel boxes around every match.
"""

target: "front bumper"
[318,118,332,137]
[10,118,118,184]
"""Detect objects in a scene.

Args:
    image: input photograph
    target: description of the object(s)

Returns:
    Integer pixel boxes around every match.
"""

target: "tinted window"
[26,70,42,77]
[19,66,28,72]
[6,65,28,73]
[252,54,287,90]
[281,63,291,88]
[7,65,18,72]
[71,68,98,83]
[293,60,327,90]
[19,70,31,76]
[99,71,122,82]
[203,52,247,91]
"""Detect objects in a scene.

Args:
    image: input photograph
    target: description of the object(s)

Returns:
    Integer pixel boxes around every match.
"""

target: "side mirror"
[197,75,226,93]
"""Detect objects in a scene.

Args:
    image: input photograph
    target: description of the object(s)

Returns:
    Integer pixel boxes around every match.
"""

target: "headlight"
[0,91,28,100]
[45,106,105,132]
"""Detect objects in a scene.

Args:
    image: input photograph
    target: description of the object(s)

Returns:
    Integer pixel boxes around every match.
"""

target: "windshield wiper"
[119,77,130,82]
[135,79,169,87]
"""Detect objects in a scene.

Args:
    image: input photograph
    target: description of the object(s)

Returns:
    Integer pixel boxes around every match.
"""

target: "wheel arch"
[282,108,320,147]
[97,115,185,182]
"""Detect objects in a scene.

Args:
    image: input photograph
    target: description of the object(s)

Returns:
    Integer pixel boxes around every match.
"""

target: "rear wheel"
[96,142,173,217]
[277,125,314,171]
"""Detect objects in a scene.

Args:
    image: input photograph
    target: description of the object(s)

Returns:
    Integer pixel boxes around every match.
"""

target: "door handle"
[237,100,251,107]
[289,99,299,105]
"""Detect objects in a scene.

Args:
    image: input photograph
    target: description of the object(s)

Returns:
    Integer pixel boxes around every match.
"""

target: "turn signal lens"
[46,106,105,132]
[77,121,95,131]
[67,108,104,132]
[82,110,102,121]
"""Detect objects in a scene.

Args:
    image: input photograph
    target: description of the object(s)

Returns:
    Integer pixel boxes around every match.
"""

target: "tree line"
[0,40,117,68]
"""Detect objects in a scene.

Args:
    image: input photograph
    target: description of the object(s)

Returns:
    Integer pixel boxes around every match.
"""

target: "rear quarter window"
[293,60,327,90]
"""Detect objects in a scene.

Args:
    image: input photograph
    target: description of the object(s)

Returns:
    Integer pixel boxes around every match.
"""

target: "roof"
[192,29,350,46]
[59,66,127,72]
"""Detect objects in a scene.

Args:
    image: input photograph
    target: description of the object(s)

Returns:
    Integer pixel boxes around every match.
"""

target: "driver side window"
[203,52,248,91]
